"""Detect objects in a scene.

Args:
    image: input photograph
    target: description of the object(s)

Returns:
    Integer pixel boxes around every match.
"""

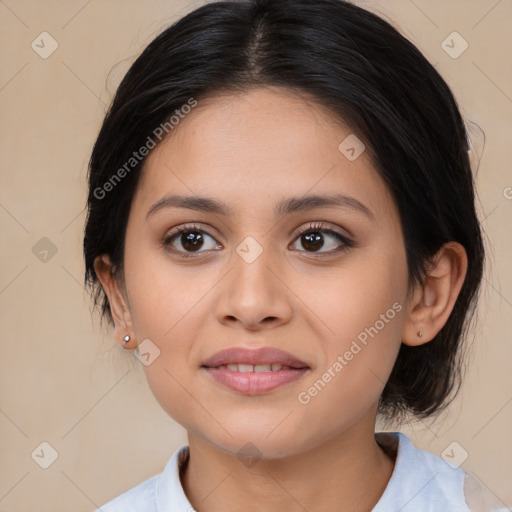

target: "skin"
[95,87,468,512]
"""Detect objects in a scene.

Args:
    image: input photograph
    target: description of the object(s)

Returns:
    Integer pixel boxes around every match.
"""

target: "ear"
[401,242,468,346]
[94,254,136,349]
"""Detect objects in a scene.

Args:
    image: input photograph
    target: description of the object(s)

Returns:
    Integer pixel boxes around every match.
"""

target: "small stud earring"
[123,335,131,344]
[417,331,423,337]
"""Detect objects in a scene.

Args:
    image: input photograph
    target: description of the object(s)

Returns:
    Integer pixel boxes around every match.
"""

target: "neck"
[181,419,395,512]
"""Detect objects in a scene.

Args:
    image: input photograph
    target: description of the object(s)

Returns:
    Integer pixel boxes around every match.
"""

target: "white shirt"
[94,432,509,511]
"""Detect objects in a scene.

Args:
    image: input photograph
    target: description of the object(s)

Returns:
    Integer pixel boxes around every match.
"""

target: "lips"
[201,346,309,369]
[201,346,310,395]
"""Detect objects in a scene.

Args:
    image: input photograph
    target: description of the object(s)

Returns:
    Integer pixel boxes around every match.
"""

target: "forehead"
[135,87,397,223]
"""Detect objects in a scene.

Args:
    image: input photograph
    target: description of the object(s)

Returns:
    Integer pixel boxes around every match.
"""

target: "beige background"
[1,0,511,510]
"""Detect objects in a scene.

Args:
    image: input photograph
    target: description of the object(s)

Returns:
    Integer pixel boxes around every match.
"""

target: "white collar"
[156,444,192,511]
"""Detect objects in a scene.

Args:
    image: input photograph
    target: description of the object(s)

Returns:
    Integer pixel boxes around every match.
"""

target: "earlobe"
[401,242,468,347]
[122,334,137,349]
[93,254,136,349]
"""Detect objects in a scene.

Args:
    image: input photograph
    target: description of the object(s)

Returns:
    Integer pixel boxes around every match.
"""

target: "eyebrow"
[146,193,374,220]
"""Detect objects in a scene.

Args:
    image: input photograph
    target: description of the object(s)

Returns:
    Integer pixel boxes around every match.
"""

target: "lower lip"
[202,367,309,395]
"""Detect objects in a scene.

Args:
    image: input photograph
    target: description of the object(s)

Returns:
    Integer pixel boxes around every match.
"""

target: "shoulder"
[373,432,470,512]
[93,445,191,512]
[93,473,160,512]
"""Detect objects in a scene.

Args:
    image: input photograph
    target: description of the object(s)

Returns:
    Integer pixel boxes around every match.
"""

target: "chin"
[200,426,311,462]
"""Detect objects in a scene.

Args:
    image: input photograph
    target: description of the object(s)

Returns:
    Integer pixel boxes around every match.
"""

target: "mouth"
[207,363,300,372]
[201,346,309,369]
[201,346,310,395]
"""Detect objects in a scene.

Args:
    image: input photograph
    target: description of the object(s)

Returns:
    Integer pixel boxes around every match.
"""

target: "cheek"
[142,357,196,429]
[121,242,221,422]
[297,242,407,404]
[123,239,218,339]
[298,241,408,345]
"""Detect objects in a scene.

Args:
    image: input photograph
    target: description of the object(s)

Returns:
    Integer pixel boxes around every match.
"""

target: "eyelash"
[162,222,353,259]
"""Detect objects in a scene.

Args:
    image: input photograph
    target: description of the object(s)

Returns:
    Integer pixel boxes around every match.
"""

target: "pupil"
[182,231,204,251]
[303,232,323,251]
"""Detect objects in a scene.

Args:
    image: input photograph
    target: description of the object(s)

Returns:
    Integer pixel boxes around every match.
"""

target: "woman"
[84,0,505,510]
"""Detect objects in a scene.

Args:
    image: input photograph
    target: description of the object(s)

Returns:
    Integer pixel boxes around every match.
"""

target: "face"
[114,88,411,457]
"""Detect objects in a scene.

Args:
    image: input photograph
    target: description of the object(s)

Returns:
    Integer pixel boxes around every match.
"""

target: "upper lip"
[202,346,309,369]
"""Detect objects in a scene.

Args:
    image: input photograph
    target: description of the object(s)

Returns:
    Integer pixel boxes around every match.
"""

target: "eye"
[163,224,222,256]
[290,222,353,255]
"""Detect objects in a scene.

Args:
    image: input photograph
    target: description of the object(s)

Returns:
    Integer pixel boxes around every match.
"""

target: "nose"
[215,245,294,331]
